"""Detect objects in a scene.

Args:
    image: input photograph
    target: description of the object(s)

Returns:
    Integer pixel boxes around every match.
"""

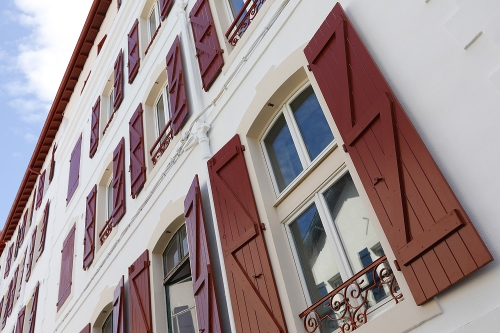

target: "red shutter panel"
[112,138,126,226]
[113,276,125,333]
[305,3,493,305]
[16,213,28,254]
[83,186,97,270]
[0,297,3,328]
[25,227,37,282]
[184,175,222,333]
[67,135,82,203]
[29,190,35,224]
[90,97,101,158]
[166,36,189,135]
[128,250,152,333]
[57,225,76,311]
[208,135,288,333]
[1,281,11,328]
[4,245,13,278]
[35,170,45,210]
[114,51,124,111]
[129,104,146,199]
[37,201,50,258]
[49,143,57,182]
[128,20,140,84]
[17,251,26,301]
[7,268,17,317]
[190,0,224,91]
[15,305,25,333]
[28,283,39,333]
[79,324,91,333]
[160,0,174,20]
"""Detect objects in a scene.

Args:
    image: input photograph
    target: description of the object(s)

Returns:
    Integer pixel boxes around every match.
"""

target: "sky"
[0,0,94,229]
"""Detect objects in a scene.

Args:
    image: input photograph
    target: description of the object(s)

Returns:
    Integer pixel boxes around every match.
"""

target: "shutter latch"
[342,144,348,152]
[393,260,401,271]
[261,223,266,231]
[373,177,385,186]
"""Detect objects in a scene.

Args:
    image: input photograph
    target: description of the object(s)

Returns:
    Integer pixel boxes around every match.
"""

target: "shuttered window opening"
[57,225,76,311]
[67,135,82,204]
[129,250,153,333]
[150,84,173,165]
[25,227,37,282]
[113,276,125,333]
[35,170,46,210]
[90,97,101,158]
[4,245,13,278]
[160,0,174,20]
[79,323,91,333]
[112,138,126,226]
[15,213,28,256]
[37,201,50,260]
[114,51,124,112]
[145,1,162,55]
[304,3,493,306]
[49,143,57,183]
[208,134,289,333]
[190,0,225,91]
[29,191,35,227]
[166,36,189,136]
[184,175,222,333]
[129,104,146,198]
[84,186,97,270]
[0,285,7,328]
[16,251,26,302]
[7,266,19,318]
[28,283,39,333]
[128,19,140,84]
[15,305,25,333]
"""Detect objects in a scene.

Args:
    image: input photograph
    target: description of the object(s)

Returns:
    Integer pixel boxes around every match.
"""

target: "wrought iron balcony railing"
[150,119,173,165]
[225,0,266,46]
[299,255,403,333]
[99,217,113,245]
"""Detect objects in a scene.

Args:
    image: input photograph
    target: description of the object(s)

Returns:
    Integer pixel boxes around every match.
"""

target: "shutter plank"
[67,135,82,203]
[190,0,224,91]
[166,36,189,135]
[128,20,140,84]
[113,276,125,333]
[128,250,152,333]
[28,283,39,333]
[184,175,222,333]
[129,105,146,198]
[35,170,45,210]
[15,305,25,333]
[304,3,493,305]
[114,51,124,111]
[25,227,37,282]
[4,245,13,278]
[37,201,50,258]
[17,251,27,301]
[112,138,126,226]
[160,0,174,20]
[57,225,76,311]
[90,97,100,158]
[83,186,97,270]
[79,324,91,333]
[208,135,288,333]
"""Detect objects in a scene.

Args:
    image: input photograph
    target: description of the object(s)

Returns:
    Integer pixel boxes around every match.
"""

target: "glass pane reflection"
[168,276,198,333]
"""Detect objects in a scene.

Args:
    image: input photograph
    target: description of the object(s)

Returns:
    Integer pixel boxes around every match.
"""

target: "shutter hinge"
[307,65,312,71]
[342,144,348,152]
[260,223,266,231]
[146,260,151,267]
[241,145,246,152]
[394,260,401,271]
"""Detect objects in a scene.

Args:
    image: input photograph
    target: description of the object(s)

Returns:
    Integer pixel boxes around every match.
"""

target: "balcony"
[99,217,113,245]
[150,119,174,165]
[225,0,266,46]
[299,256,403,333]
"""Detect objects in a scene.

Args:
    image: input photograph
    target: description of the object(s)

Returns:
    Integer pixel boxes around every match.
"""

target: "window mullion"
[283,107,310,168]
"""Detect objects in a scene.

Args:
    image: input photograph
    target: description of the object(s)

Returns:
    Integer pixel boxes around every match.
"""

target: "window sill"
[273,141,337,207]
[143,134,180,190]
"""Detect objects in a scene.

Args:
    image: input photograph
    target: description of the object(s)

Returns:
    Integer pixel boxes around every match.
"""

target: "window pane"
[291,86,334,160]
[148,9,157,39]
[178,226,189,259]
[229,0,245,17]
[108,89,114,119]
[102,312,113,333]
[264,114,303,192]
[290,204,342,304]
[323,173,387,306]
[168,276,198,333]
[106,179,113,220]
[164,235,180,275]
[156,94,166,135]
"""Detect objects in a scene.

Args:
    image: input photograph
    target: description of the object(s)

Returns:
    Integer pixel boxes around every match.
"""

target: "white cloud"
[23,132,37,143]
[9,98,50,123]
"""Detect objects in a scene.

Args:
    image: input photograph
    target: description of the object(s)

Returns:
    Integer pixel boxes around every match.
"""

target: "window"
[154,85,171,138]
[102,312,113,333]
[227,0,245,17]
[107,88,114,122]
[148,2,160,43]
[224,0,267,46]
[162,225,198,333]
[98,170,113,247]
[105,177,113,221]
[262,85,334,193]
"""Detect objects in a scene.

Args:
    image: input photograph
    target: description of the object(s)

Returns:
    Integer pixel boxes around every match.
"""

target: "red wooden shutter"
[128,250,152,333]
[0,297,3,328]
[305,3,493,305]
[25,227,37,282]
[113,276,125,333]
[112,138,126,226]
[83,185,97,270]
[49,143,57,182]
[90,97,100,158]
[208,135,288,333]
[190,0,224,91]
[7,267,18,317]
[17,251,26,301]
[4,245,13,278]
[166,36,189,135]
[28,283,39,333]
[35,170,45,210]
[114,50,124,111]
[37,201,50,258]
[15,305,25,333]
[67,134,82,203]
[57,225,76,311]
[16,212,28,253]
[128,19,140,84]
[129,104,146,198]
[184,175,222,333]
[29,190,35,225]
[160,0,174,20]
[79,324,91,333]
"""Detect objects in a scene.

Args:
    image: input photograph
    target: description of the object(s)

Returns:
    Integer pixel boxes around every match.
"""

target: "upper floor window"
[162,225,198,333]
[148,2,160,42]
[225,0,267,45]
[262,85,334,193]
[107,88,114,123]
[102,312,113,333]
[154,85,171,138]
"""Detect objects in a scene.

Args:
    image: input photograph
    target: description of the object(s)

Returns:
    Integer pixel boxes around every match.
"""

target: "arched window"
[101,312,113,333]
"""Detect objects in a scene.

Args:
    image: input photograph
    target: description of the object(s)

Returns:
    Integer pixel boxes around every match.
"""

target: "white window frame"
[147,1,160,43]
[260,83,336,198]
[105,176,113,221]
[154,84,171,138]
[107,88,114,122]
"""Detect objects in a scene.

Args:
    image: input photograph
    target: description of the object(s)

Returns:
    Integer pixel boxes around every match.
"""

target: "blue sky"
[0,0,93,229]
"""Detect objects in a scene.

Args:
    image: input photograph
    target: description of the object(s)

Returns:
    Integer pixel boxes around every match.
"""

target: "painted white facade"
[0,0,499,332]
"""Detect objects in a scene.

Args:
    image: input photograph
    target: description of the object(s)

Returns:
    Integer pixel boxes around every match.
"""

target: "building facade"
[0,0,499,332]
